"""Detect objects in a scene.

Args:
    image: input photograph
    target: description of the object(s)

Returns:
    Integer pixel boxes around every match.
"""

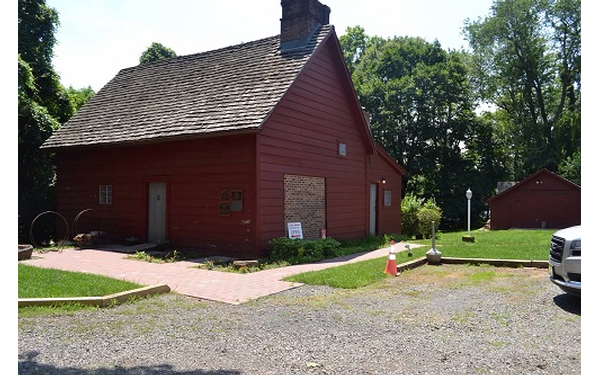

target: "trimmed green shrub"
[400,192,422,238]
[267,237,342,264]
[416,207,442,239]
[401,193,442,239]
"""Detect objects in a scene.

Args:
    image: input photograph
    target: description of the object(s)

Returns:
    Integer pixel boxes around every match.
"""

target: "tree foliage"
[66,85,96,112]
[341,28,499,229]
[139,42,177,64]
[18,0,61,242]
[463,0,580,181]
[18,0,95,243]
[340,0,580,230]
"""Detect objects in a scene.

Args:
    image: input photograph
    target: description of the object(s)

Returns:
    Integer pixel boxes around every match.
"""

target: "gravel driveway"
[18,264,581,374]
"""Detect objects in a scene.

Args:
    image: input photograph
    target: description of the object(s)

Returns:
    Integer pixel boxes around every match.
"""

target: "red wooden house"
[489,169,581,230]
[41,0,407,258]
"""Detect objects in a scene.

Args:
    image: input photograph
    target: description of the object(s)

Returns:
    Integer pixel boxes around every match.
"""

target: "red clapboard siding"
[490,169,580,230]
[257,38,369,249]
[53,34,405,259]
[367,152,404,235]
[56,134,258,257]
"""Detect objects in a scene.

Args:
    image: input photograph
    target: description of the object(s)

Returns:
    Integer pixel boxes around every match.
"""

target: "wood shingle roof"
[41,25,334,150]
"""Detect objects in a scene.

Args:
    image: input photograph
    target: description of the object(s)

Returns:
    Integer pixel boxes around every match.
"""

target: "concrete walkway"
[20,243,413,305]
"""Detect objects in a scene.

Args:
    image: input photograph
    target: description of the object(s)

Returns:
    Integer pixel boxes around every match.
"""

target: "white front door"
[148,182,166,243]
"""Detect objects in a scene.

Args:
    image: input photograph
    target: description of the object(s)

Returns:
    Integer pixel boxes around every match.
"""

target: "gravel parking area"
[18,264,581,374]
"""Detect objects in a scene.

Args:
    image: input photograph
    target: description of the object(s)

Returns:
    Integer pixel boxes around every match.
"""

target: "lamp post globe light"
[462,188,475,242]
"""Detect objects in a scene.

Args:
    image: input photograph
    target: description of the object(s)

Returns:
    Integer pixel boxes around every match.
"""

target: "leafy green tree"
[18,0,73,123]
[558,149,580,185]
[342,30,497,229]
[463,0,580,180]
[338,25,368,76]
[139,42,177,64]
[18,55,60,243]
[18,0,87,243]
[66,86,95,111]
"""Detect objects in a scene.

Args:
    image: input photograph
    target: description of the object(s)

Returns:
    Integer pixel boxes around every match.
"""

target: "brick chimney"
[280,0,330,51]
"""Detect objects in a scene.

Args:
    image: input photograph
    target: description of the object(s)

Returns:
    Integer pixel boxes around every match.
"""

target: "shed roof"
[489,168,580,203]
[41,25,334,150]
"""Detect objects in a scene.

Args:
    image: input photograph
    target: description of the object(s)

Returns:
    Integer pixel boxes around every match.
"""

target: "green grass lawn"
[285,229,554,289]
[19,229,555,311]
[18,264,143,299]
[408,229,554,260]
[19,264,146,314]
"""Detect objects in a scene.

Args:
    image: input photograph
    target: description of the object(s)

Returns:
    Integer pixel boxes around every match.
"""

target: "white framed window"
[99,185,113,205]
[384,190,392,207]
[338,142,347,156]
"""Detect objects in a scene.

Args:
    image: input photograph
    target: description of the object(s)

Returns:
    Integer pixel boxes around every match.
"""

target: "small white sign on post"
[287,222,303,239]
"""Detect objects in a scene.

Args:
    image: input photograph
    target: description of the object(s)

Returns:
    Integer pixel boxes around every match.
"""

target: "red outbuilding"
[489,169,581,230]
[40,0,407,258]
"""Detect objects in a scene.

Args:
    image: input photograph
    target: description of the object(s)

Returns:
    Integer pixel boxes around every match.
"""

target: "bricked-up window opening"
[284,174,325,240]
[99,185,112,205]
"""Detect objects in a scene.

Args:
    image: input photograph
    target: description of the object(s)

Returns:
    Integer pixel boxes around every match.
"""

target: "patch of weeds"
[402,290,422,298]
[451,309,477,325]
[127,250,182,264]
[197,259,291,273]
[489,311,511,326]
[468,268,497,283]
[164,250,181,263]
[128,251,162,263]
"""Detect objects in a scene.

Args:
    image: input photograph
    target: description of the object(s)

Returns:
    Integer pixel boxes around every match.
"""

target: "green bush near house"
[267,237,343,264]
[266,234,406,265]
[401,192,443,239]
[400,192,421,238]
[416,207,442,239]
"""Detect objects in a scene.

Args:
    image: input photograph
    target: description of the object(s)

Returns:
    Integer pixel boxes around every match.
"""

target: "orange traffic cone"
[384,240,398,276]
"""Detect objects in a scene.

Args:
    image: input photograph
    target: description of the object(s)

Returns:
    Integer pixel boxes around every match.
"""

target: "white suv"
[549,225,581,297]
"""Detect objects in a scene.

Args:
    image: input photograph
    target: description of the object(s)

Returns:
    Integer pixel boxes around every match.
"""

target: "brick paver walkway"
[20,243,415,305]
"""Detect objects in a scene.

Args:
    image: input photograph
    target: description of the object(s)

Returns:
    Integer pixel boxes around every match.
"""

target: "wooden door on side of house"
[148,182,167,243]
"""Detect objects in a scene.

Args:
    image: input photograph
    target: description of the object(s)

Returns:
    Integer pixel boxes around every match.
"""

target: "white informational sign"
[287,222,303,239]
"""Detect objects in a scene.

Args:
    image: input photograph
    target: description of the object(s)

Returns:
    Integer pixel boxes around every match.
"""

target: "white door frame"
[369,183,378,235]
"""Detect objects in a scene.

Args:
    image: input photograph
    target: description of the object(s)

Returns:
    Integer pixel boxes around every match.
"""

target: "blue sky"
[45,0,496,91]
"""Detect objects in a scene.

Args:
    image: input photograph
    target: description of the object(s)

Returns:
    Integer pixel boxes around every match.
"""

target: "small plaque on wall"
[220,190,229,202]
[219,201,230,216]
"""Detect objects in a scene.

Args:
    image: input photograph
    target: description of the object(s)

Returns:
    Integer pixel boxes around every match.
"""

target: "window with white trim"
[384,190,392,207]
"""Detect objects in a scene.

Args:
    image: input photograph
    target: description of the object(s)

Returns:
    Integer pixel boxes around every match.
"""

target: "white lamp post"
[466,188,472,236]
